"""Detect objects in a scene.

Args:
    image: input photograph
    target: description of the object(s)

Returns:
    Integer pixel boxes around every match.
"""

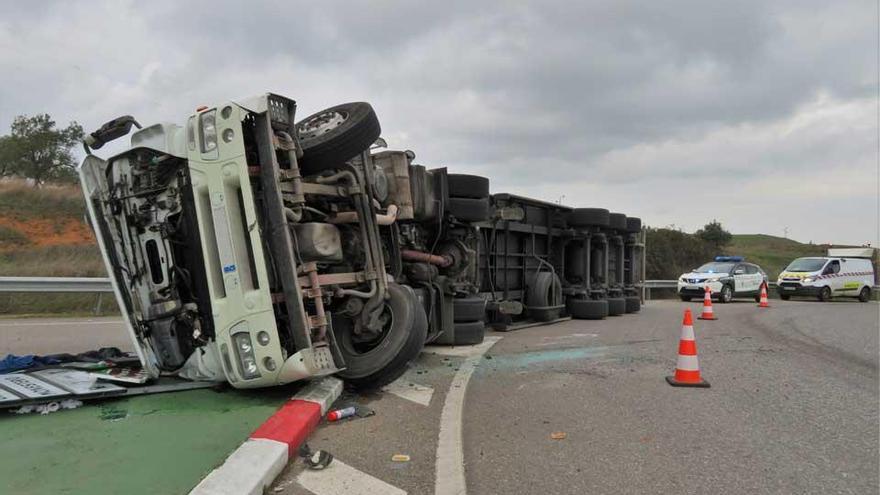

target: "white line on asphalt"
[382,379,434,407]
[296,458,407,495]
[434,336,501,495]
[423,337,500,358]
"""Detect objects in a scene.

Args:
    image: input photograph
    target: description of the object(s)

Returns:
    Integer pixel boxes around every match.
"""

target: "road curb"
[189,376,343,495]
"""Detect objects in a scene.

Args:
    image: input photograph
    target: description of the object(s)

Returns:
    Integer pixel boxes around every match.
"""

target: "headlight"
[199,109,218,152]
[803,277,813,283]
[233,332,261,380]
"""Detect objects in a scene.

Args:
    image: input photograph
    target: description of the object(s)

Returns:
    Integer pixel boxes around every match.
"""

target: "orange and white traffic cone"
[697,286,717,320]
[666,309,710,388]
[758,282,770,308]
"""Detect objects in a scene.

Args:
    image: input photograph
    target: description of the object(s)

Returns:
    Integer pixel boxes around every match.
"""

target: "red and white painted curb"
[190,376,343,495]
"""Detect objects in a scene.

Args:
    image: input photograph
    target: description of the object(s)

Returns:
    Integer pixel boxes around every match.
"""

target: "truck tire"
[566,298,608,319]
[452,321,485,345]
[607,297,626,316]
[335,283,427,389]
[448,197,490,222]
[859,286,871,302]
[447,174,489,199]
[780,294,791,301]
[818,286,832,302]
[296,102,381,174]
[453,296,486,322]
[527,271,563,322]
[609,213,627,231]
[567,208,610,228]
[624,296,641,313]
[679,295,692,302]
[625,217,641,233]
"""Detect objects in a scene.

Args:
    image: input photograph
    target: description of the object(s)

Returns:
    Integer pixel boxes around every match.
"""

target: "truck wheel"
[719,284,733,303]
[447,174,489,199]
[679,295,692,302]
[527,272,563,321]
[608,213,627,231]
[452,321,485,345]
[624,296,641,313]
[296,102,381,174]
[566,298,608,319]
[448,197,490,222]
[625,217,641,233]
[335,283,427,389]
[567,208,610,228]
[858,286,871,302]
[780,294,791,301]
[607,297,626,316]
[818,286,832,302]
[453,296,486,322]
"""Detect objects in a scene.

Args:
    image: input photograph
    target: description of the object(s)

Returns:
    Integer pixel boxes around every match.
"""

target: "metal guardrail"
[0,277,114,293]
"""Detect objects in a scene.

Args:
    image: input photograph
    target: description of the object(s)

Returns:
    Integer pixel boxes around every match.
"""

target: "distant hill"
[0,180,108,315]
[728,234,827,279]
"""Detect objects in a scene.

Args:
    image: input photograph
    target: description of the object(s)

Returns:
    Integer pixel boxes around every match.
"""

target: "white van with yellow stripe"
[777,248,876,302]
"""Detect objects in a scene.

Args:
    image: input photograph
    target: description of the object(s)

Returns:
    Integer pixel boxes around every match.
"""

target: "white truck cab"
[777,248,876,302]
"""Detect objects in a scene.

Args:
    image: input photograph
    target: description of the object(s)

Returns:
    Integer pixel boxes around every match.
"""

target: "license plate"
[783,287,795,291]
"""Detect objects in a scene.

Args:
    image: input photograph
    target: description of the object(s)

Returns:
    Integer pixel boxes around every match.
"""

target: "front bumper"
[776,283,822,297]
[677,280,724,297]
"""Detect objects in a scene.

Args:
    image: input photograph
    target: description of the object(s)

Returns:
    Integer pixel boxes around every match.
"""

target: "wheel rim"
[722,286,732,302]
[298,110,349,139]
[821,287,831,300]
[339,304,395,357]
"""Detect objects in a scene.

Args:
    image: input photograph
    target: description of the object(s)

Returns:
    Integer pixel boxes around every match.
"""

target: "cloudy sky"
[0,0,876,245]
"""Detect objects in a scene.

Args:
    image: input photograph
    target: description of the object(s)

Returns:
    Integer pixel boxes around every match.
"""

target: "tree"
[0,114,84,186]
[645,227,715,280]
[695,220,732,251]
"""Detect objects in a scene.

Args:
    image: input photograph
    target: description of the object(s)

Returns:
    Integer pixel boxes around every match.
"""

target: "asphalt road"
[1,300,877,494]
[0,316,132,356]
[274,299,879,495]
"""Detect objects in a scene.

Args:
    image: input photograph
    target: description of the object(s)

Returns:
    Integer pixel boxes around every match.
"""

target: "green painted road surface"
[1,386,295,495]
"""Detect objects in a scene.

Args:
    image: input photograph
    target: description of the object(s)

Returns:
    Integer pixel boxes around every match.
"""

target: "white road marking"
[434,336,501,495]
[382,379,434,407]
[423,336,502,358]
[296,458,407,495]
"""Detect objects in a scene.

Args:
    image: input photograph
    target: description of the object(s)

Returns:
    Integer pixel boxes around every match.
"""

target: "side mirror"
[84,115,142,152]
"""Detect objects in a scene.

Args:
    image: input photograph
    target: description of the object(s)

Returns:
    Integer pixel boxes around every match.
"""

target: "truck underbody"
[79,93,644,390]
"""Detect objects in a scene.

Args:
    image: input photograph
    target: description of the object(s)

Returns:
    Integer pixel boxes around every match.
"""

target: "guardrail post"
[94,293,103,316]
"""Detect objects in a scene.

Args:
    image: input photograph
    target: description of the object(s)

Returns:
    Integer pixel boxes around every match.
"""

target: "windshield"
[694,262,734,274]
[785,258,826,272]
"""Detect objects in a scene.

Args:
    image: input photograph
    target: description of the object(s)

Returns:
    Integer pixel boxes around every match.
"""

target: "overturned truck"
[79,93,643,390]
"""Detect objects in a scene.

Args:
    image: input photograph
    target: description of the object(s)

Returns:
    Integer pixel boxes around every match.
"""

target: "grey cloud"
[0,0,875,244]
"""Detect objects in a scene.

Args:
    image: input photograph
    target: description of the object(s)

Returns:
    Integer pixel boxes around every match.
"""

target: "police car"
[677,256,767,303]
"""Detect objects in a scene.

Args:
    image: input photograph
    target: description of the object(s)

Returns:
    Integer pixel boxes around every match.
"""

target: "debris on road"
[391,454,411,462]
[327,406,357,422]
[550,432,567,440]
[299,443,334,470]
